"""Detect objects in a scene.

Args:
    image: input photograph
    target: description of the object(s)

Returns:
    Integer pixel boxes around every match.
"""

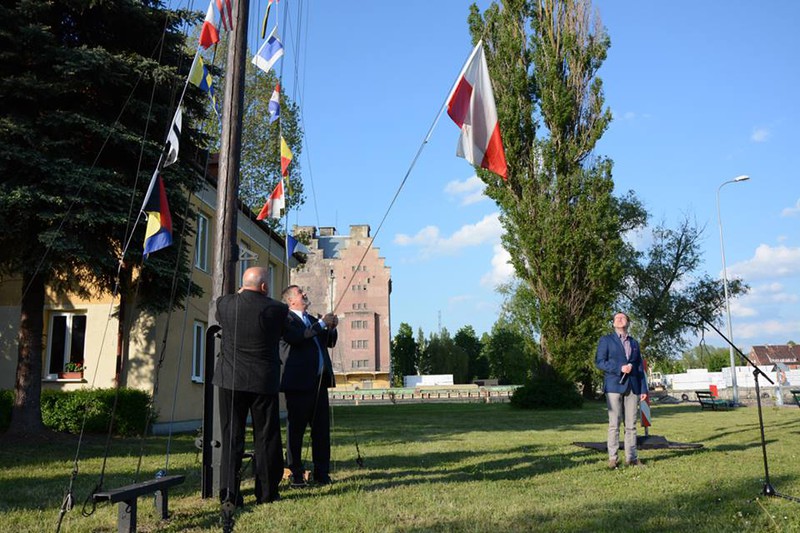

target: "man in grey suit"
[280,285,338,486]
[214,267,289,505]
[595,311,648,469]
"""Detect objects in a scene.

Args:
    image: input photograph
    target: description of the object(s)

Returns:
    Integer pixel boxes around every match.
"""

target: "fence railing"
[328,385,519,404]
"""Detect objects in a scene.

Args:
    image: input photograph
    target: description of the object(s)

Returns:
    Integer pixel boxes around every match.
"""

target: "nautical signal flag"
[446,40,507,180]
[215,0,233,32]
[188,55,221,119]
[252,27,284,74]
[280,136,292,176]
[287,234,309,256]
[268,84,280,124]
[164,106,182,167]
[261,0,278,39]
[141,171,173,256]
[199,0,220,49]
[256,180,285,220]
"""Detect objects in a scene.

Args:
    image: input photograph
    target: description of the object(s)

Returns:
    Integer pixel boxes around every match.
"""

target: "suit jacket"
[213,291,289,394]
[280,310,337,393]
[595,332,648,395]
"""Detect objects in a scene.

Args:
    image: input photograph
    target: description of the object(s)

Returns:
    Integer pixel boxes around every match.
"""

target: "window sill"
[43,373,85,382]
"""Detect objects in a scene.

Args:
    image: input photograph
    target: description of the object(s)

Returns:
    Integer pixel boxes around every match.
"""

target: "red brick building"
[749,345,800,370]
[290,225,392,388]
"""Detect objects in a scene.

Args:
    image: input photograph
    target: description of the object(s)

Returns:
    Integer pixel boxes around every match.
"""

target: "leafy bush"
[510,375,584,409]
[0,389,13,431]
[40,388,156,436]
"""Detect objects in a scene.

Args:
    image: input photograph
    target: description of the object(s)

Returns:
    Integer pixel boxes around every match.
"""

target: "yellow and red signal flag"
[280,135,293,192]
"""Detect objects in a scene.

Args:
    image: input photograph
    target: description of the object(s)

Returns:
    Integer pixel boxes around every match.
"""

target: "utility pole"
[206,0,250,498]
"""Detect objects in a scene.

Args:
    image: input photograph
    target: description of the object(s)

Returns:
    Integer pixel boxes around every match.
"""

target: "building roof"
[749,345,800,366]
[318,235,348,259]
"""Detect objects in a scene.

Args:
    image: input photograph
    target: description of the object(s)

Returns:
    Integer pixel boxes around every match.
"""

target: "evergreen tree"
[468,0,646,391]
[390,322,417,386]
[0,0,206,435]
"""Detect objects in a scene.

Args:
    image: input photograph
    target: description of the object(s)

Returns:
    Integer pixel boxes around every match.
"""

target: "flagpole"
[207,0,250,499]
[327,44,483,317]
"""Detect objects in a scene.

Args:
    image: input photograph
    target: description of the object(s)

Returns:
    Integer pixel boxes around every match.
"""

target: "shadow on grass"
[389,476,799,533]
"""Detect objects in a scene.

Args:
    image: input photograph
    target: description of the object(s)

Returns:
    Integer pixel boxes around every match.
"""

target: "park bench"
[695,390,731,411]
[92,474,185,533]
[791,390,800,408]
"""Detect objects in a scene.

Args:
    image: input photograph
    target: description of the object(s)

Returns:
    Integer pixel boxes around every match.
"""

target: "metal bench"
[92,474,185,533]
[791,390,800,408]
[695,390,731,411]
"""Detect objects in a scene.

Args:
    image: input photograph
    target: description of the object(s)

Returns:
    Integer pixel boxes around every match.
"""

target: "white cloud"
[393,213,502,257]
[734,283,799,311]
[480,243,514,288]
[734,319,800,340]
[750,127,770,143]
[730,299,757,318]
[781,199,800,217]
[444,175,487,206]
[393,225,440,247]
[727,244,800,280]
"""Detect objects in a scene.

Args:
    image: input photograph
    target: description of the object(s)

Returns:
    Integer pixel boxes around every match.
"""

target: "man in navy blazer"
[595,311,648,468]
[280,285,338,486]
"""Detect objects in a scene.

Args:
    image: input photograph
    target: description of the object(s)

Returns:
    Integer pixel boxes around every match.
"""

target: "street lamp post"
[716,175,750,405]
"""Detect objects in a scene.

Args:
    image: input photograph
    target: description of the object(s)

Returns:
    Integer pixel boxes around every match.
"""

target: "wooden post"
[208,0,250,498]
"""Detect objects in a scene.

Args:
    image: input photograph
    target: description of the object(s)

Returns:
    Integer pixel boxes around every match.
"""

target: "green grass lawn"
[1,400,799,532]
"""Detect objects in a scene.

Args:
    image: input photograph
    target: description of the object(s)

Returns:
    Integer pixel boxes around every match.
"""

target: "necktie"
[304,313,324,375]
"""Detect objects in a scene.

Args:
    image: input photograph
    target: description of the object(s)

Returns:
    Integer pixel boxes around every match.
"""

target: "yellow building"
[0,176,297,433]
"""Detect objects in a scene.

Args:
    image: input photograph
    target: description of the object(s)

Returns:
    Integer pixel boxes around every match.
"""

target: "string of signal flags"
[140,0,508,261]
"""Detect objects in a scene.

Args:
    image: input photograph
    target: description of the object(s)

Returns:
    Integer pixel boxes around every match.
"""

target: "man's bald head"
[241,267,269,294]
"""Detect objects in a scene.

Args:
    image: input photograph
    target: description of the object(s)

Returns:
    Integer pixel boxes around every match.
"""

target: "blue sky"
[183,1,799,351]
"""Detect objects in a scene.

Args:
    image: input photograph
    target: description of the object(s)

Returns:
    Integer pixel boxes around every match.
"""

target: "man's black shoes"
[289,475,308,488]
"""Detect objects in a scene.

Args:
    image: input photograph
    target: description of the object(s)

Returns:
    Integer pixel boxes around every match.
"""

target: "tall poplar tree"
[468,0,646,390]
[0,0,206,435]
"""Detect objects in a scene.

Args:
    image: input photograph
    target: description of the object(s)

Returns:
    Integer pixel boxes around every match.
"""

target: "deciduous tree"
[622,216,748,364]
[468,0,645,392]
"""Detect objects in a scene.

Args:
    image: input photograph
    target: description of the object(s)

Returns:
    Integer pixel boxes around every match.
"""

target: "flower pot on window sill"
[58,372,84,380]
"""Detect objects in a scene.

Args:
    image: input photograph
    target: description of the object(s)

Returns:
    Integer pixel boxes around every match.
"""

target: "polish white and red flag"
[446,40,507,180]
[256,180,285,220]
[215,0,233,32]
[199,0,220,49]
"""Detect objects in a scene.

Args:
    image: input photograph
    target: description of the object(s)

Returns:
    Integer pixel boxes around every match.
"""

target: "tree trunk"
[7,270,47,436]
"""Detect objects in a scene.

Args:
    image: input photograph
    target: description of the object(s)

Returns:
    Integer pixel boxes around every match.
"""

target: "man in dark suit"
[279,285,338,486]
[595,311,648,469]
[213,267,289,505]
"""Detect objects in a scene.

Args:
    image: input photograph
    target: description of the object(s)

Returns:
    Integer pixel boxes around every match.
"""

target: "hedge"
[1,388,156,436]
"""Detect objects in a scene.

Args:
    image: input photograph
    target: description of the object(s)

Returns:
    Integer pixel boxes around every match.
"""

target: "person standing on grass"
[214,267,289,505]
[280,285,338,487]
[595,311,648,469]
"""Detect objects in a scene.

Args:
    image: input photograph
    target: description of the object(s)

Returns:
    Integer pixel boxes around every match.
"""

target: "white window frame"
[268,263,276,298]
[195,213,209,271]
[45,312,87,380]
[192,320,206,382]
[238,241,255,288]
